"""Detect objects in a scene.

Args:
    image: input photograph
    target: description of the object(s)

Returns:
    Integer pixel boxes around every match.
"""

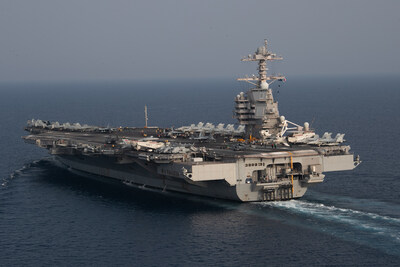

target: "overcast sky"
[0,0,399,82]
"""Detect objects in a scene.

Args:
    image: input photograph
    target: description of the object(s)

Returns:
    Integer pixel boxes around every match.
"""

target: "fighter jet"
[231,125,245,136]
[192,122,205,132]
[167,127,184,138]
[98,124,113,133]
[201,123,215,133]
[307,132,346,146]
[213,123,226,134]
[191,131,215,142]
[176,124,196,133]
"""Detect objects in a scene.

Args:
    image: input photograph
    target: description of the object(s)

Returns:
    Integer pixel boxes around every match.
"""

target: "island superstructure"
[235,39,286,139]
[23,40,361,202]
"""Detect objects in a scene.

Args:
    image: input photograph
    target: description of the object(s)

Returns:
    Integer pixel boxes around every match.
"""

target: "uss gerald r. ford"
[23,39,361,202]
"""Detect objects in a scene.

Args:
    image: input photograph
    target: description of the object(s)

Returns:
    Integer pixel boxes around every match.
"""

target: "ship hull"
[56,155,242,201]
[23,39,360,203]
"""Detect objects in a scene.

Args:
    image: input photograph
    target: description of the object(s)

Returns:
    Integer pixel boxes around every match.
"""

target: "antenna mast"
[144,105,148,128]
[237,39,285,85]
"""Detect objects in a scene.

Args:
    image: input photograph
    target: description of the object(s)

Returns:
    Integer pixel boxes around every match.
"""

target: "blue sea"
[0,76,399,266]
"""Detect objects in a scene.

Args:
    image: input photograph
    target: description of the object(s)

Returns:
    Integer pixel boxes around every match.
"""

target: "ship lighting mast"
[144,105,148,128]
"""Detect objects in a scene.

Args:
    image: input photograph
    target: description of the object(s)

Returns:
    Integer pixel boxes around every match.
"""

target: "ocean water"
[0,76,399,266]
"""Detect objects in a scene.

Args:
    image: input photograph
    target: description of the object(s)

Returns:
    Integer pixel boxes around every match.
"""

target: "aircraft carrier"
[23,40,361,202]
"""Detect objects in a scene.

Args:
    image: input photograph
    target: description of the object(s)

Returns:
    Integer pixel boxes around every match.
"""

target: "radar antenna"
[237,39,286,86]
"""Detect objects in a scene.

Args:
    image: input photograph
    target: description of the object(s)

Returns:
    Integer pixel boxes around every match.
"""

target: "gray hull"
[57,155,242,201]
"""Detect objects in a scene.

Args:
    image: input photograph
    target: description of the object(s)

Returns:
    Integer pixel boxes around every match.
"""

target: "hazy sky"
[1,0,399,82]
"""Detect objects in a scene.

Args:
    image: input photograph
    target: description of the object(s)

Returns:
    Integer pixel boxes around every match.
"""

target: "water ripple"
[255,199,400,256]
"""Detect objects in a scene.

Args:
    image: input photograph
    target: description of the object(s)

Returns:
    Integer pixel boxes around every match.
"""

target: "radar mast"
[235,40,286,139]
